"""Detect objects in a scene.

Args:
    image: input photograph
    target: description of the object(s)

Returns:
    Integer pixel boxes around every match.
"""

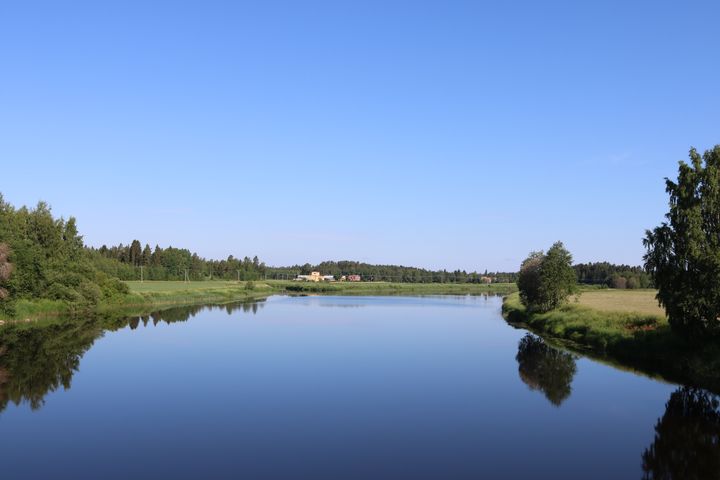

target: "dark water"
[0,295,717,479]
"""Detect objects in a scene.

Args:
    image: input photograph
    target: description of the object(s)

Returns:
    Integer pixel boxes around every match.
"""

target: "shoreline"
[0,281,518,324]
[502,292,720,394]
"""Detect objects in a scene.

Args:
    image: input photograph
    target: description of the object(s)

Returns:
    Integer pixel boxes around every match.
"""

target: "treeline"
[573,262,652,289]
[0,195,128,313]
[90,241,268,281]
[267,260,518,283]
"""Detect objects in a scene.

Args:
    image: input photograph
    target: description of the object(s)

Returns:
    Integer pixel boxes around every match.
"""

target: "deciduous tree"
[644,145,720,339]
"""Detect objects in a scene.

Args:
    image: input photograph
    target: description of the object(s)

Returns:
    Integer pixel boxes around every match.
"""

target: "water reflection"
[0,300,264,413]
[642,387,720,479]
[516,334,577,406]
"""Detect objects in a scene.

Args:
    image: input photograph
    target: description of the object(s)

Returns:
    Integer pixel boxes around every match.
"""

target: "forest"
[267,260,518,284]
[573,262,652,289]
[90,241,268,281]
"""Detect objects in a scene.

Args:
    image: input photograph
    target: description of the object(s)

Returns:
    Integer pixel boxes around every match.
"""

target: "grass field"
[574,289,664,316]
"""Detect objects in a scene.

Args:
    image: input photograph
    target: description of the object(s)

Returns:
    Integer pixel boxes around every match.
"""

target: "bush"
[77,282,102,306]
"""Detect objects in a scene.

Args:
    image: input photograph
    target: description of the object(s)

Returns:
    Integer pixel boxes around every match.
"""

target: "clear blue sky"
[1,1,718,271]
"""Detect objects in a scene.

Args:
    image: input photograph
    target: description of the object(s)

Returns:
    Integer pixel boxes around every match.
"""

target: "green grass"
[574,288,664,316]
[113,280,273,311]
[503,292,720,393]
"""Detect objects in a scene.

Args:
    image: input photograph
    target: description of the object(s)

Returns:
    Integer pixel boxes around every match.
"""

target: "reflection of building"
[295,272,335,282]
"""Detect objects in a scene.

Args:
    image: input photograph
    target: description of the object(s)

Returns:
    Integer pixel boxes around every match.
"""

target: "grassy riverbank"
[0,280,517,323]
[0,281,274,323]
[502,290,720,393]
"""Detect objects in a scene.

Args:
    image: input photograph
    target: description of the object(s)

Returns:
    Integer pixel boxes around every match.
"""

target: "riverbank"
[502,291,720,393]
[0,281,275,324]
[0,281,517,324]
[267,280,517,295]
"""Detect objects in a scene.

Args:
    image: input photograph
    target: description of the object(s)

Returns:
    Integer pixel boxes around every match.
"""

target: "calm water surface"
[0,295,715,479]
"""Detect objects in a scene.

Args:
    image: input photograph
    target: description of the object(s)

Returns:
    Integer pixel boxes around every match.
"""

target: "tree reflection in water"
[0,300,264,413]
[516,333,577,406]
[642,386,720,480]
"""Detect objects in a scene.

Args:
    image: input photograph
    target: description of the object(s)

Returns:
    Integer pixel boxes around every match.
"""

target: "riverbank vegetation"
[0,195,130,318]
[503,290,720,393]
[517,242,577,313]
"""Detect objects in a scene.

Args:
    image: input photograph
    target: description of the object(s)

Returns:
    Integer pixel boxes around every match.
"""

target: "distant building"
[295,271,333,282]
[347,275,361,282]
[480,276,493,284]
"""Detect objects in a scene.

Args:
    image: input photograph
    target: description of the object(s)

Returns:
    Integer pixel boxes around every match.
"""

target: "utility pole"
[237,270,241,282]
[140,265,144,283]
[184,268,189,283]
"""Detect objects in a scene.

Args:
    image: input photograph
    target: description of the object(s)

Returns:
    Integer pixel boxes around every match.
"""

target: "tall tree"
[644,145,720,339]
[141,244,152,266]
[128,240,142,267]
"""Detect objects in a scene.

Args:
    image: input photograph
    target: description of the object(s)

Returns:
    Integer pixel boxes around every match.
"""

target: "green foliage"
[91,243,267,282]
[267,260,517,284]
[574,261,652,288]
[644,145,720,339]
[245,280,255,291]
[0,194,129,312]
[517,242,577,313]
[0,243,12,301]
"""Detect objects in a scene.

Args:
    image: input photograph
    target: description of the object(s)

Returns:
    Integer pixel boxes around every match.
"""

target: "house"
[347,274,361,282]
[295,271,330,282]
[480,276,493,284]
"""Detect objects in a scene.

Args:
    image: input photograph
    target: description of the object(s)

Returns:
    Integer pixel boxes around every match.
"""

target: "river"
[0,295,715,479]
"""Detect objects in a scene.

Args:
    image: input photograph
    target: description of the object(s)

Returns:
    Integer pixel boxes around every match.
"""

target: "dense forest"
[573,262,652,289]
[90,241,268,281]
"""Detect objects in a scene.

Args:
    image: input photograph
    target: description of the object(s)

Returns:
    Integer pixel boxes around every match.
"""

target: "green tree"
[644,146,720,339]
[0,243,13,301]
[141,244,152,266]
[128,240,142,266]
[517,242,577,312]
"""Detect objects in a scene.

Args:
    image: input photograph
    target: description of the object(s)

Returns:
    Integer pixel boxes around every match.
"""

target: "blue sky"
[1,1,718,271]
